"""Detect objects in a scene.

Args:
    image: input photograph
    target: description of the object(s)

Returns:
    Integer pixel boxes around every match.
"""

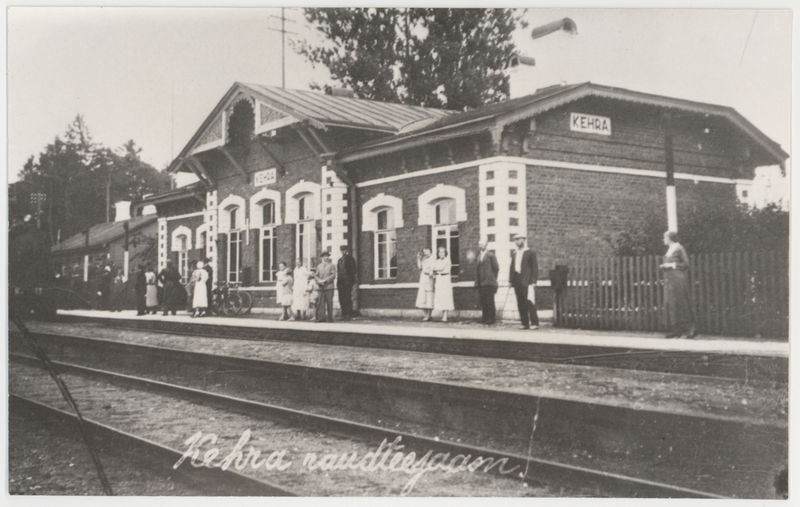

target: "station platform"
[49,310,788,383]
[55,309,787,358]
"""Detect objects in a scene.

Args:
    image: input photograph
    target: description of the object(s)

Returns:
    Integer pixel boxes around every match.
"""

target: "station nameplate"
[570,112,612,136]
[254,168,277,187]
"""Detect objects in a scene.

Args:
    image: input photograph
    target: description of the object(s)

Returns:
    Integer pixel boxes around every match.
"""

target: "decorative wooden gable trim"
[256,100,299,135]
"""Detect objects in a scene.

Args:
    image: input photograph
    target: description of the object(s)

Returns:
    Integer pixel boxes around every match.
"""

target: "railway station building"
[163,81,787,316]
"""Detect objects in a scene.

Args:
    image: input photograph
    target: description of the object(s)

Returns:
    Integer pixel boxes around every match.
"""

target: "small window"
[486,187,495,196]
[509,169,518,179]
[509,202,518,211]
[327,194,332,202]
[326,207,332,215]
[510,218,519,226]
[487,234,496,242]
[487,203,494,212]
[486,170,495,180]
[487,218,495,227]
[260,200,275,225]
[509,186,518,195]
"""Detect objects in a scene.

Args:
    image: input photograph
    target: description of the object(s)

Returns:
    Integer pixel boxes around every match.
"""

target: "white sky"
[5,5,794,183]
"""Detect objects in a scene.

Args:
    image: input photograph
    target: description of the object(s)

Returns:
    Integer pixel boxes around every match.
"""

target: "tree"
[296,8,527,110]
[608,200,789,256]
[11,115,171,241]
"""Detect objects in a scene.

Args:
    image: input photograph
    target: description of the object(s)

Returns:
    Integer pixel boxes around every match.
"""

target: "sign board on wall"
[570,112,612,136]
[254,168,277,187]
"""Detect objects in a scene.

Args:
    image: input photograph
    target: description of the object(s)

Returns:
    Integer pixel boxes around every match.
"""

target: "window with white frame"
[295,193,315,266]
[177,234,190,283]
[226,205,242,283]
[259,199,277,282]
[374,208,397,279]
[432,198,460,275]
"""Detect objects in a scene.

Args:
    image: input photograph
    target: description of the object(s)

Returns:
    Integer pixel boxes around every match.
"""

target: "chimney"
[114,201,131,222]
[505,54,538,99]
[324,85,355,98]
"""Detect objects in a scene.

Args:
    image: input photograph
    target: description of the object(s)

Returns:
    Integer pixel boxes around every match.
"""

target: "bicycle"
[211,281,252,316]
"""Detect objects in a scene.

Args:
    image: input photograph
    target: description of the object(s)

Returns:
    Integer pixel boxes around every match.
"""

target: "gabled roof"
[51,215,157,255]
[168,82,453,173]
[337,82,788,167]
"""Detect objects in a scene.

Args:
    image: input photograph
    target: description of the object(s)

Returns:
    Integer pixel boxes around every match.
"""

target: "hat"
[104,265,112,271]
[512,233,527,240]
[319,251,330,258]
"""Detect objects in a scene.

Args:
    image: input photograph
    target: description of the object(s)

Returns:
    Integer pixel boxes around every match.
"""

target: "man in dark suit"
[134,264,147,316]
[336,245,357,320]
[475,241,499,324]
[509,233,539,329]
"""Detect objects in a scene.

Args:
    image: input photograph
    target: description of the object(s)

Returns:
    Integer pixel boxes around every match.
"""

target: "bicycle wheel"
[237,291,252,314]
[225,293,243,315]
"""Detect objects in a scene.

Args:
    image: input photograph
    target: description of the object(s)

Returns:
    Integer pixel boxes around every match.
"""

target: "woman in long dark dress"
[660,231,697,338]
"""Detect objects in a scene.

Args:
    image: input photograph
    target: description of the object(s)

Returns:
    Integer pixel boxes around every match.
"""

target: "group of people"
[275,245,358,322]
[120,229,695,338]
[132,259,213,317]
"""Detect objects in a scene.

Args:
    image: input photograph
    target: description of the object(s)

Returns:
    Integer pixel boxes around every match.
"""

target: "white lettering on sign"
[254,168,277,187]
[570,113,612,136]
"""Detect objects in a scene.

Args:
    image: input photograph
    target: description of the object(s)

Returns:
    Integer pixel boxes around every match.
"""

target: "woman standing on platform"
[415,247,435,321]
[660,231,697,338]
[276,261,293,321]
[291,258,309,320]
[144,263,159,313]
[432,247,454,322]
[191,261,209,317]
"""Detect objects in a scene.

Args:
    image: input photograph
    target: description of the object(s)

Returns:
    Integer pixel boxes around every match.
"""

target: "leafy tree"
[296,8,527,110]
[10,115,171,242]
[608,200,789,256]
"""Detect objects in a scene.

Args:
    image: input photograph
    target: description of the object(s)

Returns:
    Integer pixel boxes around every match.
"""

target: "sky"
[5,5,793,191]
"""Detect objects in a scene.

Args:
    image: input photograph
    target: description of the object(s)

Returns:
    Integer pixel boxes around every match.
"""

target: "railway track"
[9,322,787,497]
[9,392,297,496]
[10,353,716,498]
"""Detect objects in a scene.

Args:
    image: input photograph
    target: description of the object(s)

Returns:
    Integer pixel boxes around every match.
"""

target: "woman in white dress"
[276,261,293,320]
[415,247,435,321]
[191,261,209,317]
[432,247,454,322]
[144,263,159,313]
[291,258,309,320]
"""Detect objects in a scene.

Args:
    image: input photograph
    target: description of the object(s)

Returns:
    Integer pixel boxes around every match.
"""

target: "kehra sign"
[570,113,612,136]
[254,168,277,187]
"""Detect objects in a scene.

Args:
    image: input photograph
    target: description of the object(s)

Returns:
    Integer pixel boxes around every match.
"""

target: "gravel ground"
[10,362,602,497]
[8,399,201,495]
[25,321,788,424]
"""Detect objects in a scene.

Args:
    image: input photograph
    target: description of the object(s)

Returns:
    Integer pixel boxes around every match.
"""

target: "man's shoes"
[530,325,539,330]
[520,325,530,330]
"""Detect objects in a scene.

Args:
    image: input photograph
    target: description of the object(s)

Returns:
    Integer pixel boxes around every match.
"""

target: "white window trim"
[259,226,277,283]
[418,184,467,226]
[170,225,192,252]
[362,193,404,232]
[195,223,208,250]
[227,230,242,283]
[285,180,321,223]
[249,188,283,227]
[218,194,247,233]
[374,226,397,280]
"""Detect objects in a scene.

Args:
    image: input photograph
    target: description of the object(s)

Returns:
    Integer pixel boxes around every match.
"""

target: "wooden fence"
[553,251,788,338]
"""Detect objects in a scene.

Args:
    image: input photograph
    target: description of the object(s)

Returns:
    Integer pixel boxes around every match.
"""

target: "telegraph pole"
[268,8,297,89]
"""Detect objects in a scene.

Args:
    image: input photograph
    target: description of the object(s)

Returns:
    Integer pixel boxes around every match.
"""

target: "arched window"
[226,204,242,283]
[374,208,398,280]
[258,199,277,282]
[432,198,460,275]
[177,234,189,283]
[295,192,314,266]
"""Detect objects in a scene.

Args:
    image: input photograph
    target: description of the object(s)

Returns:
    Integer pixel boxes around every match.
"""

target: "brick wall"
[525,164,736,277]
[356,167,480,285]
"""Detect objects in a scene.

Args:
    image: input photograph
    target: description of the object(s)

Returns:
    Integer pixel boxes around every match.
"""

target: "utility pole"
[268,8,297,89]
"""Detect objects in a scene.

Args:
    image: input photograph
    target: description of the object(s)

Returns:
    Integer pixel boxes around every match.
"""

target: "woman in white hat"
[432,246,455,322]
[191,260,209,317]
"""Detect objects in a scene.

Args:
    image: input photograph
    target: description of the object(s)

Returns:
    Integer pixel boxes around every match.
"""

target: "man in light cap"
[315,250,336,322]
[509,233,539,329]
